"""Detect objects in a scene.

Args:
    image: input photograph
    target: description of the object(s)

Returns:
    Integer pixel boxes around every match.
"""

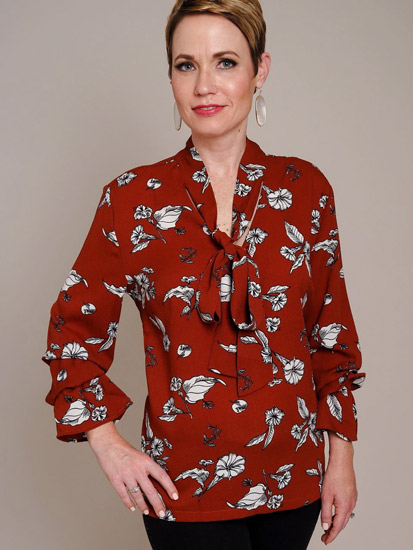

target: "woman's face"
[170,14,269,140]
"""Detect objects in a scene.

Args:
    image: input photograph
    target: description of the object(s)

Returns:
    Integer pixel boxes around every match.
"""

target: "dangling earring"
[255,88,266,127]
[174,102,182,131]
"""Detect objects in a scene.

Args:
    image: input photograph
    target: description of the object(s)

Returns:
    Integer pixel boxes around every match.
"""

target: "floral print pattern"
[42,135,366,521]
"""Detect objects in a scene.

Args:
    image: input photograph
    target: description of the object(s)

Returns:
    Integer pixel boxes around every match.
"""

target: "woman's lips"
[193,105,225,117]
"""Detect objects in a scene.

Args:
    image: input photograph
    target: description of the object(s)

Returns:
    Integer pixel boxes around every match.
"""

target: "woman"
[42,1,366,548]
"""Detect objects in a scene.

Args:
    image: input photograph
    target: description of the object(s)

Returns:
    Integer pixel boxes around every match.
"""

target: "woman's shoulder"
[264,151,335,196]
[100,151,179,198]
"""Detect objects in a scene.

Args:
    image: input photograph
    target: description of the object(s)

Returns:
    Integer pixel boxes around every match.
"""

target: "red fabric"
[42,136,365,521]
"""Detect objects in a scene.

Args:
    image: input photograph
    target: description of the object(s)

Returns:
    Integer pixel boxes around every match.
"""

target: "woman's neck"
[191,129,247,180]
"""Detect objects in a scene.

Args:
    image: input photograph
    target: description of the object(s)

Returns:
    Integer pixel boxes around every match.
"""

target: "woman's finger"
[125,483,150,515]
[112,478,140,512]
[147,460,179,503]
[136,476,167,518]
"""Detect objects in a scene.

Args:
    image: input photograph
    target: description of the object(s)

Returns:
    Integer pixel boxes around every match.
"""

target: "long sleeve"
[304,168,366,441]
[42,182,133,442]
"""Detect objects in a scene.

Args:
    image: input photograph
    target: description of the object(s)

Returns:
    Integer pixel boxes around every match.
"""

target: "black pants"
[143,498,321,550]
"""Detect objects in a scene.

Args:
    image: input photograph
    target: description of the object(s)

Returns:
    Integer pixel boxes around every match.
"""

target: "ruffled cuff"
[48,374,133,442]
[315,387,358,441]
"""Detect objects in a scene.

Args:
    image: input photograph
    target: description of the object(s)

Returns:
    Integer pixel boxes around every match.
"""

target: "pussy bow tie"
[177,136,274,397]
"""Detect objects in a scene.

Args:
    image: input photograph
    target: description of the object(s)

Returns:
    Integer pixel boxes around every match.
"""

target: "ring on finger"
[129,485,141,494]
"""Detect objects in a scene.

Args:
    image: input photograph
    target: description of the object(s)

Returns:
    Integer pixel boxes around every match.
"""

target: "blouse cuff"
[315,386,358,441]
[49,374,133,442]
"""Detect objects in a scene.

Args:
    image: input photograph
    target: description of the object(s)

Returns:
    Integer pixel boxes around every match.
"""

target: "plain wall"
[1,0,412,548]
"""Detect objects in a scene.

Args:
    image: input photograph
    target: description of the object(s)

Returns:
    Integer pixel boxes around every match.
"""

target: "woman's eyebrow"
[173,50,240,63]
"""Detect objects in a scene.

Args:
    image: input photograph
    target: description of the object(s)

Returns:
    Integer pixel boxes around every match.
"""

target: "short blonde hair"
[165,0,266,79]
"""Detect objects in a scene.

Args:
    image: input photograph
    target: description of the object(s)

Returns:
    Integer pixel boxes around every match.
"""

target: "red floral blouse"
[42,135,366,522]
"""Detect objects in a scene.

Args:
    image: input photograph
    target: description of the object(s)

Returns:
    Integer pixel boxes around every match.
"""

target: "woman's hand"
[320,432,358,545]
[85,421,179,518]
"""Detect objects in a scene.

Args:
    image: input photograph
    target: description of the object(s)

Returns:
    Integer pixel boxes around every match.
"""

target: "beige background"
[1,0,412,548]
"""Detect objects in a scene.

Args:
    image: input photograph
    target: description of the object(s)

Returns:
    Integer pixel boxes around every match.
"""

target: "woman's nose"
[194,68,218,96]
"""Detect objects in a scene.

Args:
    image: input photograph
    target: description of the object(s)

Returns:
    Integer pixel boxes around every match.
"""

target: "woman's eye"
[175,62,194,71]
[220,59,237,69]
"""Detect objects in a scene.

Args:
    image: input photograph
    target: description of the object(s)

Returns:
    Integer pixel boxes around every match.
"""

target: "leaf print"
[319,322,348,349]
[297,396,309,419]
[284,221,304,244]
[148,314,170,352]
[61,341,88,360]
[227,483,268,510]
[245,432,266,447]
[319,194,329,208]
[84,321,118,352]
[61,269,88,292]
[56,369,67,381]
[102,227,119,246]
[219,273,233,302]
[312,238,339,257]
[182,375,227,404]
[146,178,162,190]
[189,146,202,162]
[290,253,305,273]
[327,393,343,422]
[117,171,137,187]
[56,399,91,426]
[163,285,195,314]
[97,186,111,209]
[218,342,237,353]
[153,205,192,230]
[84,337,105,345]
[245,406,285,449]
[103,280,127,298]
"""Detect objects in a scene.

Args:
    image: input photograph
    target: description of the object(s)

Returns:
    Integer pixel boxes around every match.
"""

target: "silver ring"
[350,512,355,518]
[130,485,140,493]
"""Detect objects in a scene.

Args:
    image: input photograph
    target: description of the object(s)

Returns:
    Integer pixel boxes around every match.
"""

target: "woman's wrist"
[85,420,121,450]
[326,430,354,465]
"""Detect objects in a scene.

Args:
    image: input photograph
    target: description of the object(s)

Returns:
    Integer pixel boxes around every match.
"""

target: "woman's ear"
[255,52,271,89]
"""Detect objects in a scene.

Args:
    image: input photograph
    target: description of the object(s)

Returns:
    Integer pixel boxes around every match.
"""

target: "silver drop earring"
[174,102,182,131]
[255,88,267,127]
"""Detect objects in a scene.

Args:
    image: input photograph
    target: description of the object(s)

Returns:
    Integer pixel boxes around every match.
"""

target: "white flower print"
[240,163,266,181]
[134,205,153,220]
[91,405,107,421]
[311,209,321,234]
[262,285,290,311]
[266,316,281,333]
[245,405,285,449]
[175,452,246,501]
[235,181,252,197]
[61,341,88,360]
[263,184,293,211]
[117,171,137,187]
[290,396,323,451]
[245,227,269,257]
